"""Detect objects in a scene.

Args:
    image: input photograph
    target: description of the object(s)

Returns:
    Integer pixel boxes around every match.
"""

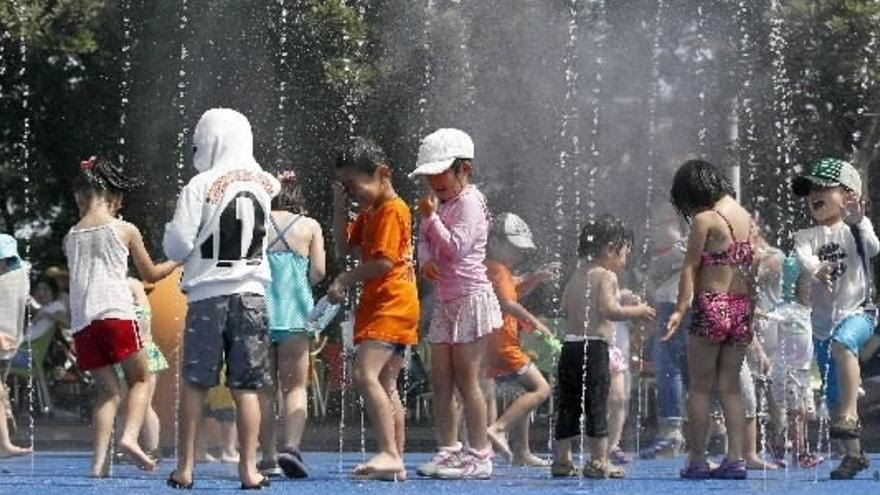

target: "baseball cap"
[409,128,474,179]
[494,212,536,250]
[0,234,21,270]
[792,158,862,197]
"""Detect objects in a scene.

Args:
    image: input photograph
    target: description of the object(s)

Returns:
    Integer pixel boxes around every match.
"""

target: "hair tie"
[277,170,297,181]
[80,156,97,171]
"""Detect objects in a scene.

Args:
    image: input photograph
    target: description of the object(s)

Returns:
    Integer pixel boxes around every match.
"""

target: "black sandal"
[278,447,309,478]
[167,471,194,490]
[241,475,271,490]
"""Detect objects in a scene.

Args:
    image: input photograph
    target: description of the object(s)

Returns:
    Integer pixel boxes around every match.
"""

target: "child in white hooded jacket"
[164,108,280,490]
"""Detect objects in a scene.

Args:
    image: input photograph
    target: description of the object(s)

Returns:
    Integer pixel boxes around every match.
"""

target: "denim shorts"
[831,311,877,356]
[358,339,407,356]
[182,293,272,390]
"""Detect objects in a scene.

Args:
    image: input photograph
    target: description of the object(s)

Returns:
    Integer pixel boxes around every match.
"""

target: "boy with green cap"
[791,158,880,479]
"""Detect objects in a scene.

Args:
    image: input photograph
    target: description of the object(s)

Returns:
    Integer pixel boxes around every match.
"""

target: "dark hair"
[72,155,141,198]
[335,137,387,174]
[272,171,307,214]
[670,159,735,219]
[34,276,60,298]
[578,214,633,260]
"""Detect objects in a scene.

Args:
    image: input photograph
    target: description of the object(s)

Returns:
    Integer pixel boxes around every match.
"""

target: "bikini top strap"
[712,208,739,242]
[268,214,301,251]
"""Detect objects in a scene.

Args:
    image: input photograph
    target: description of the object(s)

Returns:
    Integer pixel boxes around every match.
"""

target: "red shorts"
[73,319,143,371]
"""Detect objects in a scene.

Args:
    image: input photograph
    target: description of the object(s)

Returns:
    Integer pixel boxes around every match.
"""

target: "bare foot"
[511,452,550,467]
[359,452,404,475]
[89,458,110,479]
[118,439,158,472]
[745,456,778,470]
[221,450,239,464]
[487,425,512,461]
[239,465,266,488]
[0,444,32,458]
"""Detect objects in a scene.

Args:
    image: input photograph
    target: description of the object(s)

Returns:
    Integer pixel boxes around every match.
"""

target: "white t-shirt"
[794,217,880,339]
[26,300,66,342]
[0,264,29,360]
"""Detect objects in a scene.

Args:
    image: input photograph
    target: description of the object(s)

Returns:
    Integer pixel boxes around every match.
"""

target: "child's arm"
[597,272,656,322]
[498,298,552,336]
[419,192,483,261]
[123,223,180,283]
[331,182,357,259]
[309,220,327,285]
[516,263,559,298]
[326,258,393,303]
[663,213,710,340]
[793,230,833,291]
[856,216,880,258]
[163,186,203,262]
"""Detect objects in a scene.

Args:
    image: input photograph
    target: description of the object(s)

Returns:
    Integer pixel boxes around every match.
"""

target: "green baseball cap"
[791,158,862,197]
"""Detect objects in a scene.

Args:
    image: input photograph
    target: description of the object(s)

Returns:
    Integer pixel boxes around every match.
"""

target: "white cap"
[409,128,474,178]
[495,213,536,250]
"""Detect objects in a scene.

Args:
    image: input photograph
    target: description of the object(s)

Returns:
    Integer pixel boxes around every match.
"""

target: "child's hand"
[418,192,438,218]
[534,322,553,339]
[327,274,349,304]
[534,262,562,284]
[844,192,865,224]
[421,261,442,281]
[816,263,835,291]
[662,310,684,341]
[633,303,656,321]
[619,289,642,306]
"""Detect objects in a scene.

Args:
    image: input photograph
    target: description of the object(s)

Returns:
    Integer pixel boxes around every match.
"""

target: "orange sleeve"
[362,203,406,262]
[486,261,517,302]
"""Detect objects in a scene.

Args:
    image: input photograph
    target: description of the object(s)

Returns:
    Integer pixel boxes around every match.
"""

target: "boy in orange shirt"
[328,137,419,480]
[484,213,556,466]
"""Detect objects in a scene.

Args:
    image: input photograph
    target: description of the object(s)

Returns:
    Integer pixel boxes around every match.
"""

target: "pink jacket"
[418,185,494,302]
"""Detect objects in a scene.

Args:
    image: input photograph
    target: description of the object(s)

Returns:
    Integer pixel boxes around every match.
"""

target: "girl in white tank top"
[66,155,178,478]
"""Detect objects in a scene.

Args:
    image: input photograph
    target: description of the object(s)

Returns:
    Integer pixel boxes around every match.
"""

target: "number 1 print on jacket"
[163,109,281,303]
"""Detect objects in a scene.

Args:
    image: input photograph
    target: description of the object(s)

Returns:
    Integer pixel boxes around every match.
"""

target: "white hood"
[163,109,280,302]
[193,108,259,172]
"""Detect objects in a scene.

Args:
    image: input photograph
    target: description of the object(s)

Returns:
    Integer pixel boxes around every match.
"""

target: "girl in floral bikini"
[663,159,758,480]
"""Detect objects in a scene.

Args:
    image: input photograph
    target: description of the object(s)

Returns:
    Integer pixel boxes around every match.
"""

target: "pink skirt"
[429,291,503,345]
[609,345,628,376]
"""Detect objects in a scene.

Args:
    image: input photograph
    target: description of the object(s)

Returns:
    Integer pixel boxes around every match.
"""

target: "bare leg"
[258,346,279,463]
[118,352,157,471]
[831,344,862,456]
[231,389,263,486]
[743,417,775,469]
[379,353,407,457]
[353,342,403,474]
[141,373,160,454]
[0,382,31,457]
[431,344,458,447]
[89,366,123,477]
[172,381,207,486]
[717,345,747,462]
[685,336,721,464]
[221,420,239,463]
[606,371,627,455]
[588,435,609,464]
[552,437,574,466]
[452,338,489,451]
[488,367,550,461]
[277,335,310,451]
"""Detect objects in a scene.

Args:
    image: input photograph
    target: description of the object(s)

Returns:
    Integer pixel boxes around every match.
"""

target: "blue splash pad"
[0,452,877,494]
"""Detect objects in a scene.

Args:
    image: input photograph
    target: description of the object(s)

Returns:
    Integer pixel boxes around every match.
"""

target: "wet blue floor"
[0,452,878,494]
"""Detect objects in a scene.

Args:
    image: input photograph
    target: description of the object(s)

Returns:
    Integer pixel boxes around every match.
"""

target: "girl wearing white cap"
[412,128,503,480]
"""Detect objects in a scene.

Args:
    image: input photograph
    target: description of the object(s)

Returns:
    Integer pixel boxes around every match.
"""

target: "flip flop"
[278,448,309,478]
[167,471,194,490]
[350,469,404,482]
[240,475,271,490]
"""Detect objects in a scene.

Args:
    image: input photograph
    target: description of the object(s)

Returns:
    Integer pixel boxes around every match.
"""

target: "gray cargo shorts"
[182,293,272,390]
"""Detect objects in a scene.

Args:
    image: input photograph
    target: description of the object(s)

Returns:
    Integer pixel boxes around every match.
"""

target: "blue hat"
[0,234,22,270]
